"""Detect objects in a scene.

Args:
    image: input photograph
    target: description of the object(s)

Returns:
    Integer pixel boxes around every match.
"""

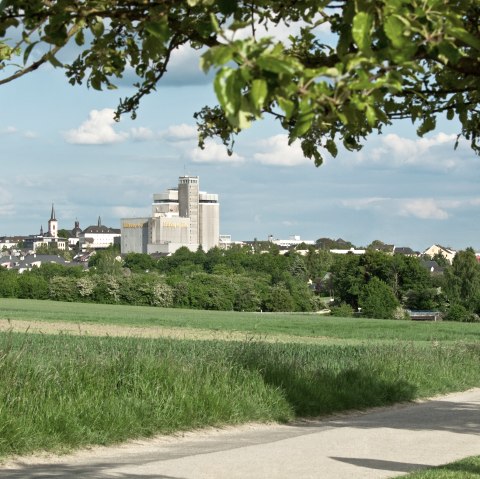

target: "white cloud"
[190,139,244,164]
[228,15,331,44]
[162,123,198,142]
[111,206,150,218]
[343,196,450,220]
[63,109,128,145]
[163,45,212,86]
[1,126,17,135]
[367,132,460,170]
[130,127,155,141]
[341,197,388,210]
[399,199,449,220]
[23,130,39,139]
[253,134,310,166]
[0,187,14,216]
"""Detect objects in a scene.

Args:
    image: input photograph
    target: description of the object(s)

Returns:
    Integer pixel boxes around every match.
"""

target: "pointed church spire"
[40,225,44,236]
[50,203,56,221]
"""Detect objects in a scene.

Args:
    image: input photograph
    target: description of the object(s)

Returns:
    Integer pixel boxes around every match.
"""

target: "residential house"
[423,244,456,264]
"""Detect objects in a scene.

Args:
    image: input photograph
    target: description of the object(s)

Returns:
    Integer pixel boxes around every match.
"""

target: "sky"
[1,24,480,252]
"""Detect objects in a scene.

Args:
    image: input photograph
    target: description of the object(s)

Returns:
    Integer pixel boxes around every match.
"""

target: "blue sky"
[1,30,479,252]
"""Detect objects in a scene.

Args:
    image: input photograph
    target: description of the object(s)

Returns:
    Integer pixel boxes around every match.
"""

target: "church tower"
[48,203,58,238]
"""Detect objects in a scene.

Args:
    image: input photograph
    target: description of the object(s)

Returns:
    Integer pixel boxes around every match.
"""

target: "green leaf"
[446,109,454,121]
[144,20,169,41]
[90,75,102,91]
[47,52,63,68]
[278,97,295,119]
[352,12,374,54]
[449,27,480,51]
[416,116,436,137]
[90,19,104,38]
[23,41,38,64]
[325,139,338,158]
[384,15,406,48]
[292,109,314,138]
[250,79,268,112]
[214,68,240,117]
[365,105,377,127]
[257,55,297,75]
[75,29,85,46]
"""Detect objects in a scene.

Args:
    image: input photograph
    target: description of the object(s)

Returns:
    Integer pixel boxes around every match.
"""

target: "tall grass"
[0,331,479,459]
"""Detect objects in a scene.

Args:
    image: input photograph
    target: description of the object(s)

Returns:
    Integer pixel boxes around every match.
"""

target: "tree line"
[0,245,479,321]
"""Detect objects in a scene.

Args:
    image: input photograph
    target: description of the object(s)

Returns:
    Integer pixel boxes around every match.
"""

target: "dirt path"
[0,318,333,344]
[2,388,479,478]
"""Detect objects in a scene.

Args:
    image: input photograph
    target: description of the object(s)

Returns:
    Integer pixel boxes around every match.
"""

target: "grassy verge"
[0,331,479,459]
[400,456,480,478]
[1,298,480,342]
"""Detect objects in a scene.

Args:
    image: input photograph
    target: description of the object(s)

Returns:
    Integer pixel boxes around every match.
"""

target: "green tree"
[0,269,19,297]
[359,277,399,319]
[330,253,364,308]
[89,249,123,275]
[122,253,156,273]
[48,276,79,302]
[17,273,49,299]
[444,248,480,312]
[264,283,295,312]
[57,229,70,239]
[2,1,479,164]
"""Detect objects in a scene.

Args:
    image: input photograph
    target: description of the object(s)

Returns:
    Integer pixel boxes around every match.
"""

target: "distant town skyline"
[2,39,480,251]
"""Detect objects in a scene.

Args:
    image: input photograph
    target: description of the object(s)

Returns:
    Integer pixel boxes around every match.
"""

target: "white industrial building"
[121,176,219,255]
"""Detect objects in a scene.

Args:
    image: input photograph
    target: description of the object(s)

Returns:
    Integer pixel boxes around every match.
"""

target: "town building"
[78,217,121,251]
[423,244,456,264]
[267,234,315,248]
[121,176,219,255]
[23,204,67,251]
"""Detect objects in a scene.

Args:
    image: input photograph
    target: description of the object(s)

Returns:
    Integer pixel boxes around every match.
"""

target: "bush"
[0,270,19,297]
[359,277,399,319]
[17,274,49,299]
[264,283,295,312]
[330,303,354,317]
[48,276,79,302]
[444,303,479,322]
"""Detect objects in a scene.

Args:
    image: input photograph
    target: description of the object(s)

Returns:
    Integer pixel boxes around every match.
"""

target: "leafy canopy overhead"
[1,0,479,165]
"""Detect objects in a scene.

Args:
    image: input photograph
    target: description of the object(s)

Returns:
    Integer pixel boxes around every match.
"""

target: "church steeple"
[98,216,101,227]
[48,203,58,238]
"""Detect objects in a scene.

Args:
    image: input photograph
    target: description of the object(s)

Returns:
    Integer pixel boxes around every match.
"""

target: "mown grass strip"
[1,298,480,342]
[0,331,479,459]
[399,455,480,478]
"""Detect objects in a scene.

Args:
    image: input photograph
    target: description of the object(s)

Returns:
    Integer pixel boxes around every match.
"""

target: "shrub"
[444,303,479,322]
[151,281,174,307]
[17,274,49,299]
[359,277,399,319]
[264,283,295,312]
[48,276,79,302]
[76,276,95,300]
[330,303,354,317]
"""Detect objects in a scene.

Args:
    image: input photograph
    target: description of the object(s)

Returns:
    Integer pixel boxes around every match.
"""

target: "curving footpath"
[2,388,480,479]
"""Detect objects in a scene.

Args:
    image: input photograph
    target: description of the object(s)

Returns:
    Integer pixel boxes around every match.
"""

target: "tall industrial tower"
[178,176,199,246]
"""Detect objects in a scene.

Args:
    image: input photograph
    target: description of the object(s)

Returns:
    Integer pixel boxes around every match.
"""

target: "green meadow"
[0,299,479,460]
[2,298,480,342]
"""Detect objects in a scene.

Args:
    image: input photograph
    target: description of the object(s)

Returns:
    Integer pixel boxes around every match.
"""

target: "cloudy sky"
[1,29,479,252]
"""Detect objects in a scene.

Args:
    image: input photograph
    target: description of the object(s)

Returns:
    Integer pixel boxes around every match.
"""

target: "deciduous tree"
[1,1,479,164]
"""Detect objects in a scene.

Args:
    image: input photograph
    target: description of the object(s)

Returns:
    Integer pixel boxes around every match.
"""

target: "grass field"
[1,298,480,342]
[400,456,480,478]
[0,298,479,462]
